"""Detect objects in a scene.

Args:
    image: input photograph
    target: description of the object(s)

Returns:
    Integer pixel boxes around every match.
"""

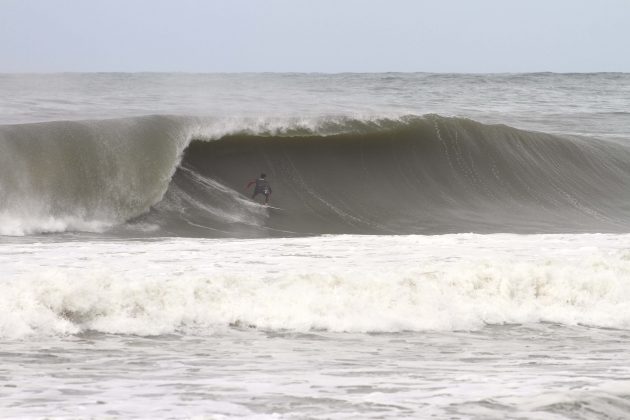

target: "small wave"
[454,381,630,419]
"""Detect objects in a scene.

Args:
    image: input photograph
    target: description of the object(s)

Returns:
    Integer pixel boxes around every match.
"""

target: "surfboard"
[250,200,283,210]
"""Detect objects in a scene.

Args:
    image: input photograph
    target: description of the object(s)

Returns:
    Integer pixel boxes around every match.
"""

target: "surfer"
[246,173,272,205]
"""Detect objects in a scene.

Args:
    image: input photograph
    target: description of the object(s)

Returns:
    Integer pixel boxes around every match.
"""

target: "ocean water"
[1,73,630,418]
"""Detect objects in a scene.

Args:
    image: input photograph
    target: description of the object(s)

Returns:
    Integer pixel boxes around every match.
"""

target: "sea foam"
[2,234,629,339]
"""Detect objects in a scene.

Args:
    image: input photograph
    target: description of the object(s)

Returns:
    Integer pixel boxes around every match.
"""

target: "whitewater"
[1,72,630,418]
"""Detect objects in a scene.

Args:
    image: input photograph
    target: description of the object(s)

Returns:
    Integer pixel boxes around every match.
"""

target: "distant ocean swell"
[0,114,629,236]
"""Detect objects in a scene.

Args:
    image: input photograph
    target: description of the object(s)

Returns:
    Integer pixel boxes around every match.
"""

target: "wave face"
[1,114,630,236]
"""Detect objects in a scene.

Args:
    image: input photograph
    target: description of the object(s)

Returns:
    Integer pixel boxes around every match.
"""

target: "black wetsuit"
[252,178,272,199]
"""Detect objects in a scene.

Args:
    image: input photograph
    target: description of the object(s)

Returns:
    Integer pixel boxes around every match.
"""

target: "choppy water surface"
[4,325,630,419]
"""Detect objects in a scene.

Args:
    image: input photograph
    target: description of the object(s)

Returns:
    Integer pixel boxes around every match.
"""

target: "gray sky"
[1,0,629,73]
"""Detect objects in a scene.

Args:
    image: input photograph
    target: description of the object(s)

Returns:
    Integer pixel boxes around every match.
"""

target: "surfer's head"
[260,173,267,178]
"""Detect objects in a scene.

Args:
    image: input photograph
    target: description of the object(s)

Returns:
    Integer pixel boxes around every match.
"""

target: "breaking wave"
[0,114,629,236]
[2,236,630,338]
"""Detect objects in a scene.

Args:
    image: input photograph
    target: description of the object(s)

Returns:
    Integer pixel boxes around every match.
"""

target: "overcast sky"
[1,0,628,73]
